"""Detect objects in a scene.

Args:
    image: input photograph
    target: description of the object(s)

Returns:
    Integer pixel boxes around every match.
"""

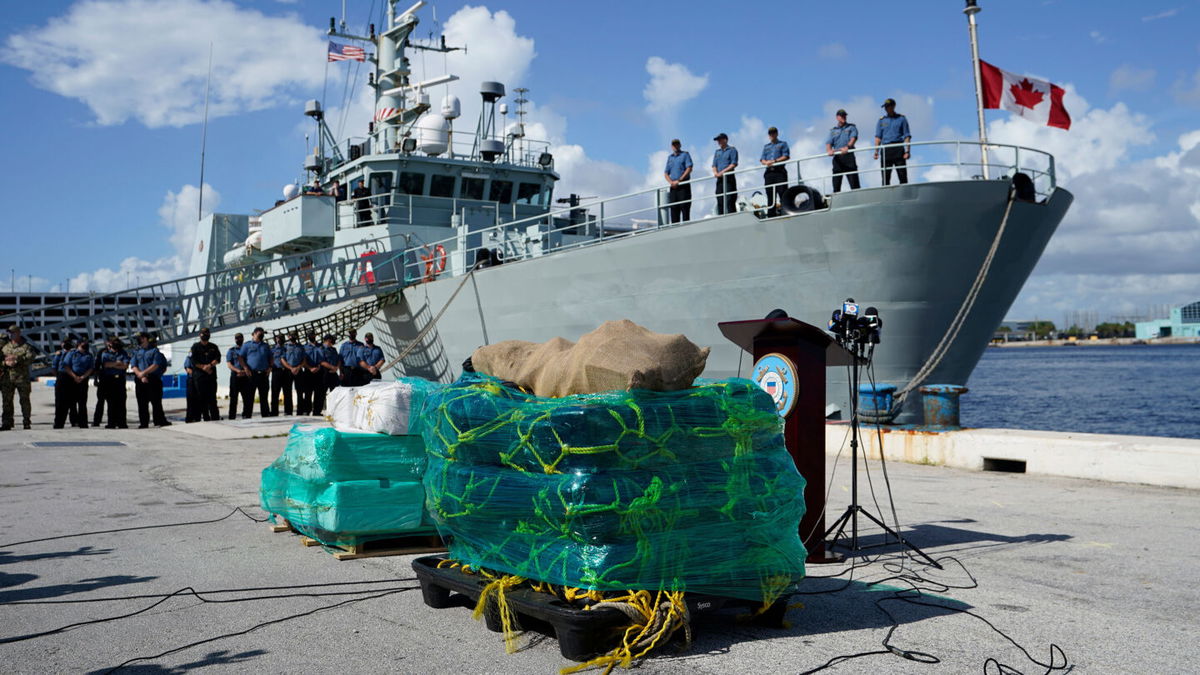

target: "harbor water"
[961,344,1200,439]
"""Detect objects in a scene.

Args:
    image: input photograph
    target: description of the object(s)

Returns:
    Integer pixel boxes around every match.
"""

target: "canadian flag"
[979,60,1071,130]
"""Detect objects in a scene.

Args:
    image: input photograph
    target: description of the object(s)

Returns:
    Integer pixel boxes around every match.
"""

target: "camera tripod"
[823,337,942,569]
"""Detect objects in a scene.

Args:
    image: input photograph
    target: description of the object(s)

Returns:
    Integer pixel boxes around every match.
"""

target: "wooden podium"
[718,317,856,563]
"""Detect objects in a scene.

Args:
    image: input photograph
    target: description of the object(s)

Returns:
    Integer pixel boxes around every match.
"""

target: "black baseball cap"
[713,132,728,141]
[881,98,896,107]
[836,108,848,117]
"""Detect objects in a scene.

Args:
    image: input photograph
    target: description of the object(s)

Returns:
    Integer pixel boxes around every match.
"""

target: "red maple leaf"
[1009,78,1045,110]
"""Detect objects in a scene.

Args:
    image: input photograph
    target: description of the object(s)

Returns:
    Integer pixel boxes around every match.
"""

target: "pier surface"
[2,386,1196,673]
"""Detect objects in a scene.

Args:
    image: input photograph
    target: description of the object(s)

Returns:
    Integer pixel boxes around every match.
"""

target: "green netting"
[422,373,807,601]
[260,424,435,546]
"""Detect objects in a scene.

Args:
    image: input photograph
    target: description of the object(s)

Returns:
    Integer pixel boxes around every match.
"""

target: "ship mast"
[964,0,990,179]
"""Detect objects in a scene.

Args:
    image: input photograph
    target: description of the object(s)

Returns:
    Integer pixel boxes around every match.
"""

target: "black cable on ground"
[0,507,267,549]
[1,578,415,605]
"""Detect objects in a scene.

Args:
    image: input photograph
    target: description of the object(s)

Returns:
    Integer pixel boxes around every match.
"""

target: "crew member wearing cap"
[711,133,739,215]
[357,333,385,383]
[282,333,308,415]
[319,335,341,399]
[60,339,96,428]
[129,333,171,428]
[826,109,861,192]
[338,330,364,387]
[188,327,222,422]
[760,127,791,214]
[270,334,292,417]
[308,335,339,415]
[238,327,273,419]
[662,139,694,224]
[226,333,248,419]
[873,98,911,185]
[1,325,37,430]
[98,337,130,428]
[52,338,76,428]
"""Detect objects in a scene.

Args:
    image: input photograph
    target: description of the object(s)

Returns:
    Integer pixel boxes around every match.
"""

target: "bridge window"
[490,180,514,204]
[516,182,543,206]
[369,172,392,194]
[461,177,485,200]
[430,174,456,198]
[397,172,425,195]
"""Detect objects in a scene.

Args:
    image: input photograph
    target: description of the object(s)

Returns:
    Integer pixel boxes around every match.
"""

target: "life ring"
[781,184,826,214]
[421,244,447,282]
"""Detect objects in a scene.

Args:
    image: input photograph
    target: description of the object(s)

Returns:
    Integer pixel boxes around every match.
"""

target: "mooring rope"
[892,183,1018,410]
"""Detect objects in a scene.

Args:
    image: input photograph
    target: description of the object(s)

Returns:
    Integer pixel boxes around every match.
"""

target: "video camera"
[828,297,882,345]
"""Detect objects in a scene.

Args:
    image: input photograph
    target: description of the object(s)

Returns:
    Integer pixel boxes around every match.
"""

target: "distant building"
[1135,301,1200,339]
[0,291,174,354]
[994,320,1039,341]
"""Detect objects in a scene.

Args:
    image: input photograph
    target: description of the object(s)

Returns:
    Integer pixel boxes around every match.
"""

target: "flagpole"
[964,0,989,179]
[198,42,213,221]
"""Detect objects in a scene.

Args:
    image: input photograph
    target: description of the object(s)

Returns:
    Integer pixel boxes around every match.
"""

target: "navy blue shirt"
[62,350,95,375]
[100,348,129,375]
[319,345,340,368]
[664,150,693,181]
[53,351,68,372]
[760,140,790,162]
[339,340,363,367]
[826,123,858,150]
[358,344,384,369]
[712,145,739,172]
[240,340,273,371]
[131,346,167,378]
[226,346,243,371]
[282,343,307,368]
[875,114,911,145]
[271,344,285,368]
[304,342,322,368]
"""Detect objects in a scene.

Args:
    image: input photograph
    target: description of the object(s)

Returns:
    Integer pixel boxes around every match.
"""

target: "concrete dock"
[2,385,1197,673]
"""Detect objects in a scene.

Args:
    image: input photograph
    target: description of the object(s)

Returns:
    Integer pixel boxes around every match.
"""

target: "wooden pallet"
[268,517,295,534]
[300,533,445,560]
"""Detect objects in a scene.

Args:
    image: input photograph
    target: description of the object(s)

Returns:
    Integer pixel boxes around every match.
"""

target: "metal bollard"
[919,384,969,428]
[857,383,897,423]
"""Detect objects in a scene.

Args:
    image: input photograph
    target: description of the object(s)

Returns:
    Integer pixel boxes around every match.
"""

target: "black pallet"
[411,555,789,661]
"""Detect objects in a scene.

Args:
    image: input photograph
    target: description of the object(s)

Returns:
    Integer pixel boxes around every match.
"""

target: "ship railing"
[402,139,1058,280]
[0,237,410,349]
[334,190,550,232]
[332,129,552,169]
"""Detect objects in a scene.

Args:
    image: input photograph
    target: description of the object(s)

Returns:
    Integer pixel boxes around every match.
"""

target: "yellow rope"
[472,574,525,654]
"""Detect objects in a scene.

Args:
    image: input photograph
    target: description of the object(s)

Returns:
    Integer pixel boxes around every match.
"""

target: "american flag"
[375,108,398,122]
[328,41,366,62]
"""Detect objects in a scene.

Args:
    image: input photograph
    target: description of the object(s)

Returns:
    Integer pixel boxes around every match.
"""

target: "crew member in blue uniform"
[269,334,292,416]
[711,133,739,215]
[59,339,96,428]
[130,332,171,428]
[826,109,861,192]
[357,333,385,383]
[188,327,222,421]
[91,339,106,427]
[52,338,76,428]
[318,335,341,402]
[339,330,364,386]
[238,327,273,419]
[307,335,336,415]
[759,127,790,214]
[662,139,694,224]
[98,337,129,428]
[183,355,197,423]
[226,333,248,419]
[874,98,911,185]
[299,332,322,415]
[282,333,308,415]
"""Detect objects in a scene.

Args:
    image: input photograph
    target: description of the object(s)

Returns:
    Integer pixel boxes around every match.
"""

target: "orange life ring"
[421,244,447,282]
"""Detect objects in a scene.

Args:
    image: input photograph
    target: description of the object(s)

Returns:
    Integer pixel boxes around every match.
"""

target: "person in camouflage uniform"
[1,325,36,430]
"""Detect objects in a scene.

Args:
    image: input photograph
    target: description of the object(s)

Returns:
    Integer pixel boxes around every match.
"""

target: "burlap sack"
[471,320,710,397]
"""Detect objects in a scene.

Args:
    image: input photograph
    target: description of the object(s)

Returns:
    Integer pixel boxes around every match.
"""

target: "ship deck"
[2,385,1194,673]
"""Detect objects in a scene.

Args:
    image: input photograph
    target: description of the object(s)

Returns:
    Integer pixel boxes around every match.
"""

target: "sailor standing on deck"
[663,139,693,224]
[188,328,222,422]
[357,333,384,384]
[826,109,861,192]
[760,127,791,215]
[52,338,75,428]
[61,339,95,428]
[339,330,364,386]
[269,334,291,417]
[226,333,248,419]
[129,333,171,428]
[282,333,308,415]
[98,337,129,429]
[711,133,738,215]
[238,327,273,419]
[874,98,911,185]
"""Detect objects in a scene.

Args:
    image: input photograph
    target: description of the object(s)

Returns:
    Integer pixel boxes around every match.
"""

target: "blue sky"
[1,0,1198,324]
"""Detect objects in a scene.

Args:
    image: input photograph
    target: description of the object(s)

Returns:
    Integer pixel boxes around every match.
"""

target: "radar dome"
[441,95,461,119]
[282,184,299,200]
[416,113,450,156]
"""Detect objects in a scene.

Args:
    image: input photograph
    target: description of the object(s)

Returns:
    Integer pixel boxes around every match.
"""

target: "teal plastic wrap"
[260,424,435,546]
[422,373,807,601]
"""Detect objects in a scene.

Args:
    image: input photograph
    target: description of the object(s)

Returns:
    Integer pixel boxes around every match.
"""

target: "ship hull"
[352,179,1071,421]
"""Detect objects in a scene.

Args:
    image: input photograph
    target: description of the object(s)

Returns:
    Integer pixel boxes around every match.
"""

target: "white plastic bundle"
[326,381,418,435]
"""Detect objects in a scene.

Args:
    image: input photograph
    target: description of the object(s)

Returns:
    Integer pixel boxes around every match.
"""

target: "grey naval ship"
[8,1,1072,422]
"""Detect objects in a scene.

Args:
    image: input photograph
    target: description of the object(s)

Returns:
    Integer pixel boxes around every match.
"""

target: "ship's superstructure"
[1,1,1074,422]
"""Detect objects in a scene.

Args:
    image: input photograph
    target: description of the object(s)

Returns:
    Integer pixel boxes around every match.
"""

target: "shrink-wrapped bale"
[422,372,807,601]
[325,378,441,435]
[260,424,435,546]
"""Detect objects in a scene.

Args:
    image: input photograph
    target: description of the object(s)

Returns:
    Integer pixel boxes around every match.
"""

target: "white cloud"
[1173,68,1200,105]
[1109,65,1156,95]
[818,43,848,60]
[1089,30,1107,44]
[3,0,326,128]
[1142,8,1179,21]
[69,184,219,292]
[643,57,708,116]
